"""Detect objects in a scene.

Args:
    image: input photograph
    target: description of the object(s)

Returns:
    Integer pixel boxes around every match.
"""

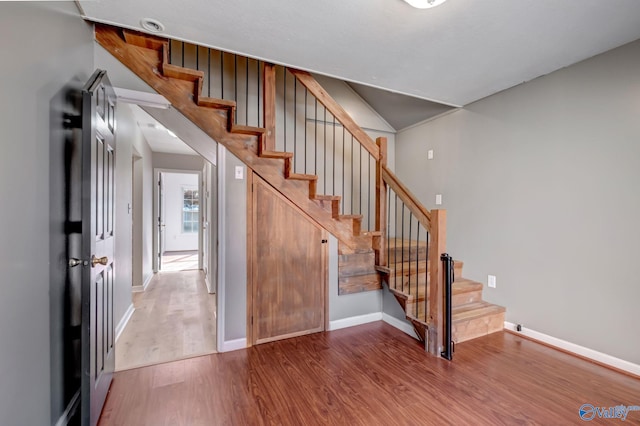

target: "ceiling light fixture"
[402,0,448,8]
[140,18,165,33]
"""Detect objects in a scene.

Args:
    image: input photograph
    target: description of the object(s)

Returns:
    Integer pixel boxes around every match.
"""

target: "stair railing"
[382,165,447,356]
[168,41,264,128]
[285,68,380,234]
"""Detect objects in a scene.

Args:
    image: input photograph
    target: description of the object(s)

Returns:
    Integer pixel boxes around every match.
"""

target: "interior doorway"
[155,170,202,273]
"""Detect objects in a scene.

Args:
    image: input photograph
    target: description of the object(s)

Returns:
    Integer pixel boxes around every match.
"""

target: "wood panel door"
[81,69,116,426]
[251,175,327,345]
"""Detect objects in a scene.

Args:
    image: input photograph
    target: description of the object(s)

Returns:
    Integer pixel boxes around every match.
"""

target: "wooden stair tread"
[452,279,483,293]
[260,151,294,159]
[338,214,363,220]
[313,195,341,201]
[122,29,166,50]
[287,173,317,181]
[387,238,428,249]
[362,231,382,237]
[231,124,265,136]
[197,97,236,109]
[162,63,204,81]
[452,301,505,322]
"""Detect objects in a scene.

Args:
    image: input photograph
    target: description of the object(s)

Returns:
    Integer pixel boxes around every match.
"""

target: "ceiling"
[129,105,198,155]
[79,0,640,111]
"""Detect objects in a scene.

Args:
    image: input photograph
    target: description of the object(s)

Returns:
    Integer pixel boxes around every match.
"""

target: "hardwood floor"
[101,321,640,425]
[115,270,216,371]
[160,250,199,272]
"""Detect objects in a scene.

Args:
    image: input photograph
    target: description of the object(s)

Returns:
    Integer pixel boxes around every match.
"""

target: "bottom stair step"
[452,301,505,344]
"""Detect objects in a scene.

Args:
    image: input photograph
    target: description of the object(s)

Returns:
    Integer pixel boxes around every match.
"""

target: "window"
[182,187,199,233]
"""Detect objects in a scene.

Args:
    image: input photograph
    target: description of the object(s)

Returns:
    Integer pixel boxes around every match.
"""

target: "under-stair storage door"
[251,176,327,345]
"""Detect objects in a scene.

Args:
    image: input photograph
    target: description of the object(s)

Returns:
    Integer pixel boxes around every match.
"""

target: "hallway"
[160,250,199,272]
[116,270,216,371]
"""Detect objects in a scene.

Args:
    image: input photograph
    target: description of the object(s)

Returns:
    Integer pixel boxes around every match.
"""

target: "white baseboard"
[132,273,154,293]
[328,312,382,331]
[382,313,419,339]
[115,303,135,343]
[219,338,247,352]
[504,321,640,377]
[55,389,80,426]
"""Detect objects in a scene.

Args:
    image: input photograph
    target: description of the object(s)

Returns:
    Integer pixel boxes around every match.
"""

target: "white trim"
[115,303,135,343]
[382,313,419,339]
[328,312,382,331]
[132,272,154,293]
[54,389,80,426]
[216,145,226,352]
[504,321,640,377]
[153,168,203,273]
[219,338,246,352]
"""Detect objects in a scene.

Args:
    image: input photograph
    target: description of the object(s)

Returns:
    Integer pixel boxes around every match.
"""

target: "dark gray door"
[81,69,116,426]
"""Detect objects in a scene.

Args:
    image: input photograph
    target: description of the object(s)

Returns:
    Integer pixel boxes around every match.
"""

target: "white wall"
[395,39,640,365]
[162,172,199,252]
[0,3,94,425]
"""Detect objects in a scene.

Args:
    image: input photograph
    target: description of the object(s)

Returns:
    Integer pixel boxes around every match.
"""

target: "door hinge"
[321,239,328,244]
[251,316,253,325]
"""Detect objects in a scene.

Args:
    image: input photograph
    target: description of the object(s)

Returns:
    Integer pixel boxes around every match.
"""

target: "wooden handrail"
[287,69,380,161]
[381,165,431,231]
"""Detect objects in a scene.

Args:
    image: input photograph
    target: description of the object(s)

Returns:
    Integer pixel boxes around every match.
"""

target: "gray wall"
[220,147,248,341]
[395,40,640,364]
[153,152,204,171]
[0,2,94,425]
[113,104,134,328]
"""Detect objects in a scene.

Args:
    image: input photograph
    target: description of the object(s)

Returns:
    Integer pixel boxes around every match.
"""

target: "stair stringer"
[95,24,371,252]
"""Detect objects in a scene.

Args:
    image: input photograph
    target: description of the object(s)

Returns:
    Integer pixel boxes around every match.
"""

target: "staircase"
[94,23,505,355]
[384,239,505,344]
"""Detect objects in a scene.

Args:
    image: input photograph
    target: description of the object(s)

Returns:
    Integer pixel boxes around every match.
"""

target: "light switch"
[435,194,442,205]
[488,275,497,288]
[235,166,244,180]
[428,150,434,160]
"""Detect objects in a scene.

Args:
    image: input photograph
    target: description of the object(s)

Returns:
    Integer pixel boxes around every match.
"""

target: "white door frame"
[152,168,203,273]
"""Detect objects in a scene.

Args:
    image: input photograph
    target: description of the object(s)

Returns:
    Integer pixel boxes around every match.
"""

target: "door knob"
[91,255,109,267]
[69,258,85,267]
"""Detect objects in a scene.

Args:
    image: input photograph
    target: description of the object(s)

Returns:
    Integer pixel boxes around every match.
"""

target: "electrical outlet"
[435,194,442,205]
[428,149,434,160]
[488,275,496,288]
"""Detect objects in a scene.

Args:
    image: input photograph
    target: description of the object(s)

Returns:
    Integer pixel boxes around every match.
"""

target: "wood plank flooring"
[115,270,216,371]
[161,250,199,272]
[101,321,640,425]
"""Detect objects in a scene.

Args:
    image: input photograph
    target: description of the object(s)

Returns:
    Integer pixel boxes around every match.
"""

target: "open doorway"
[156,170,201,273]
[115,102,218,371]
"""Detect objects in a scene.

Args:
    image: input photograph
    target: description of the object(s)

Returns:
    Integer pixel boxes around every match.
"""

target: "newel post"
[262,63,276,152]
[374,137,388,267]
[427,209,447,355]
